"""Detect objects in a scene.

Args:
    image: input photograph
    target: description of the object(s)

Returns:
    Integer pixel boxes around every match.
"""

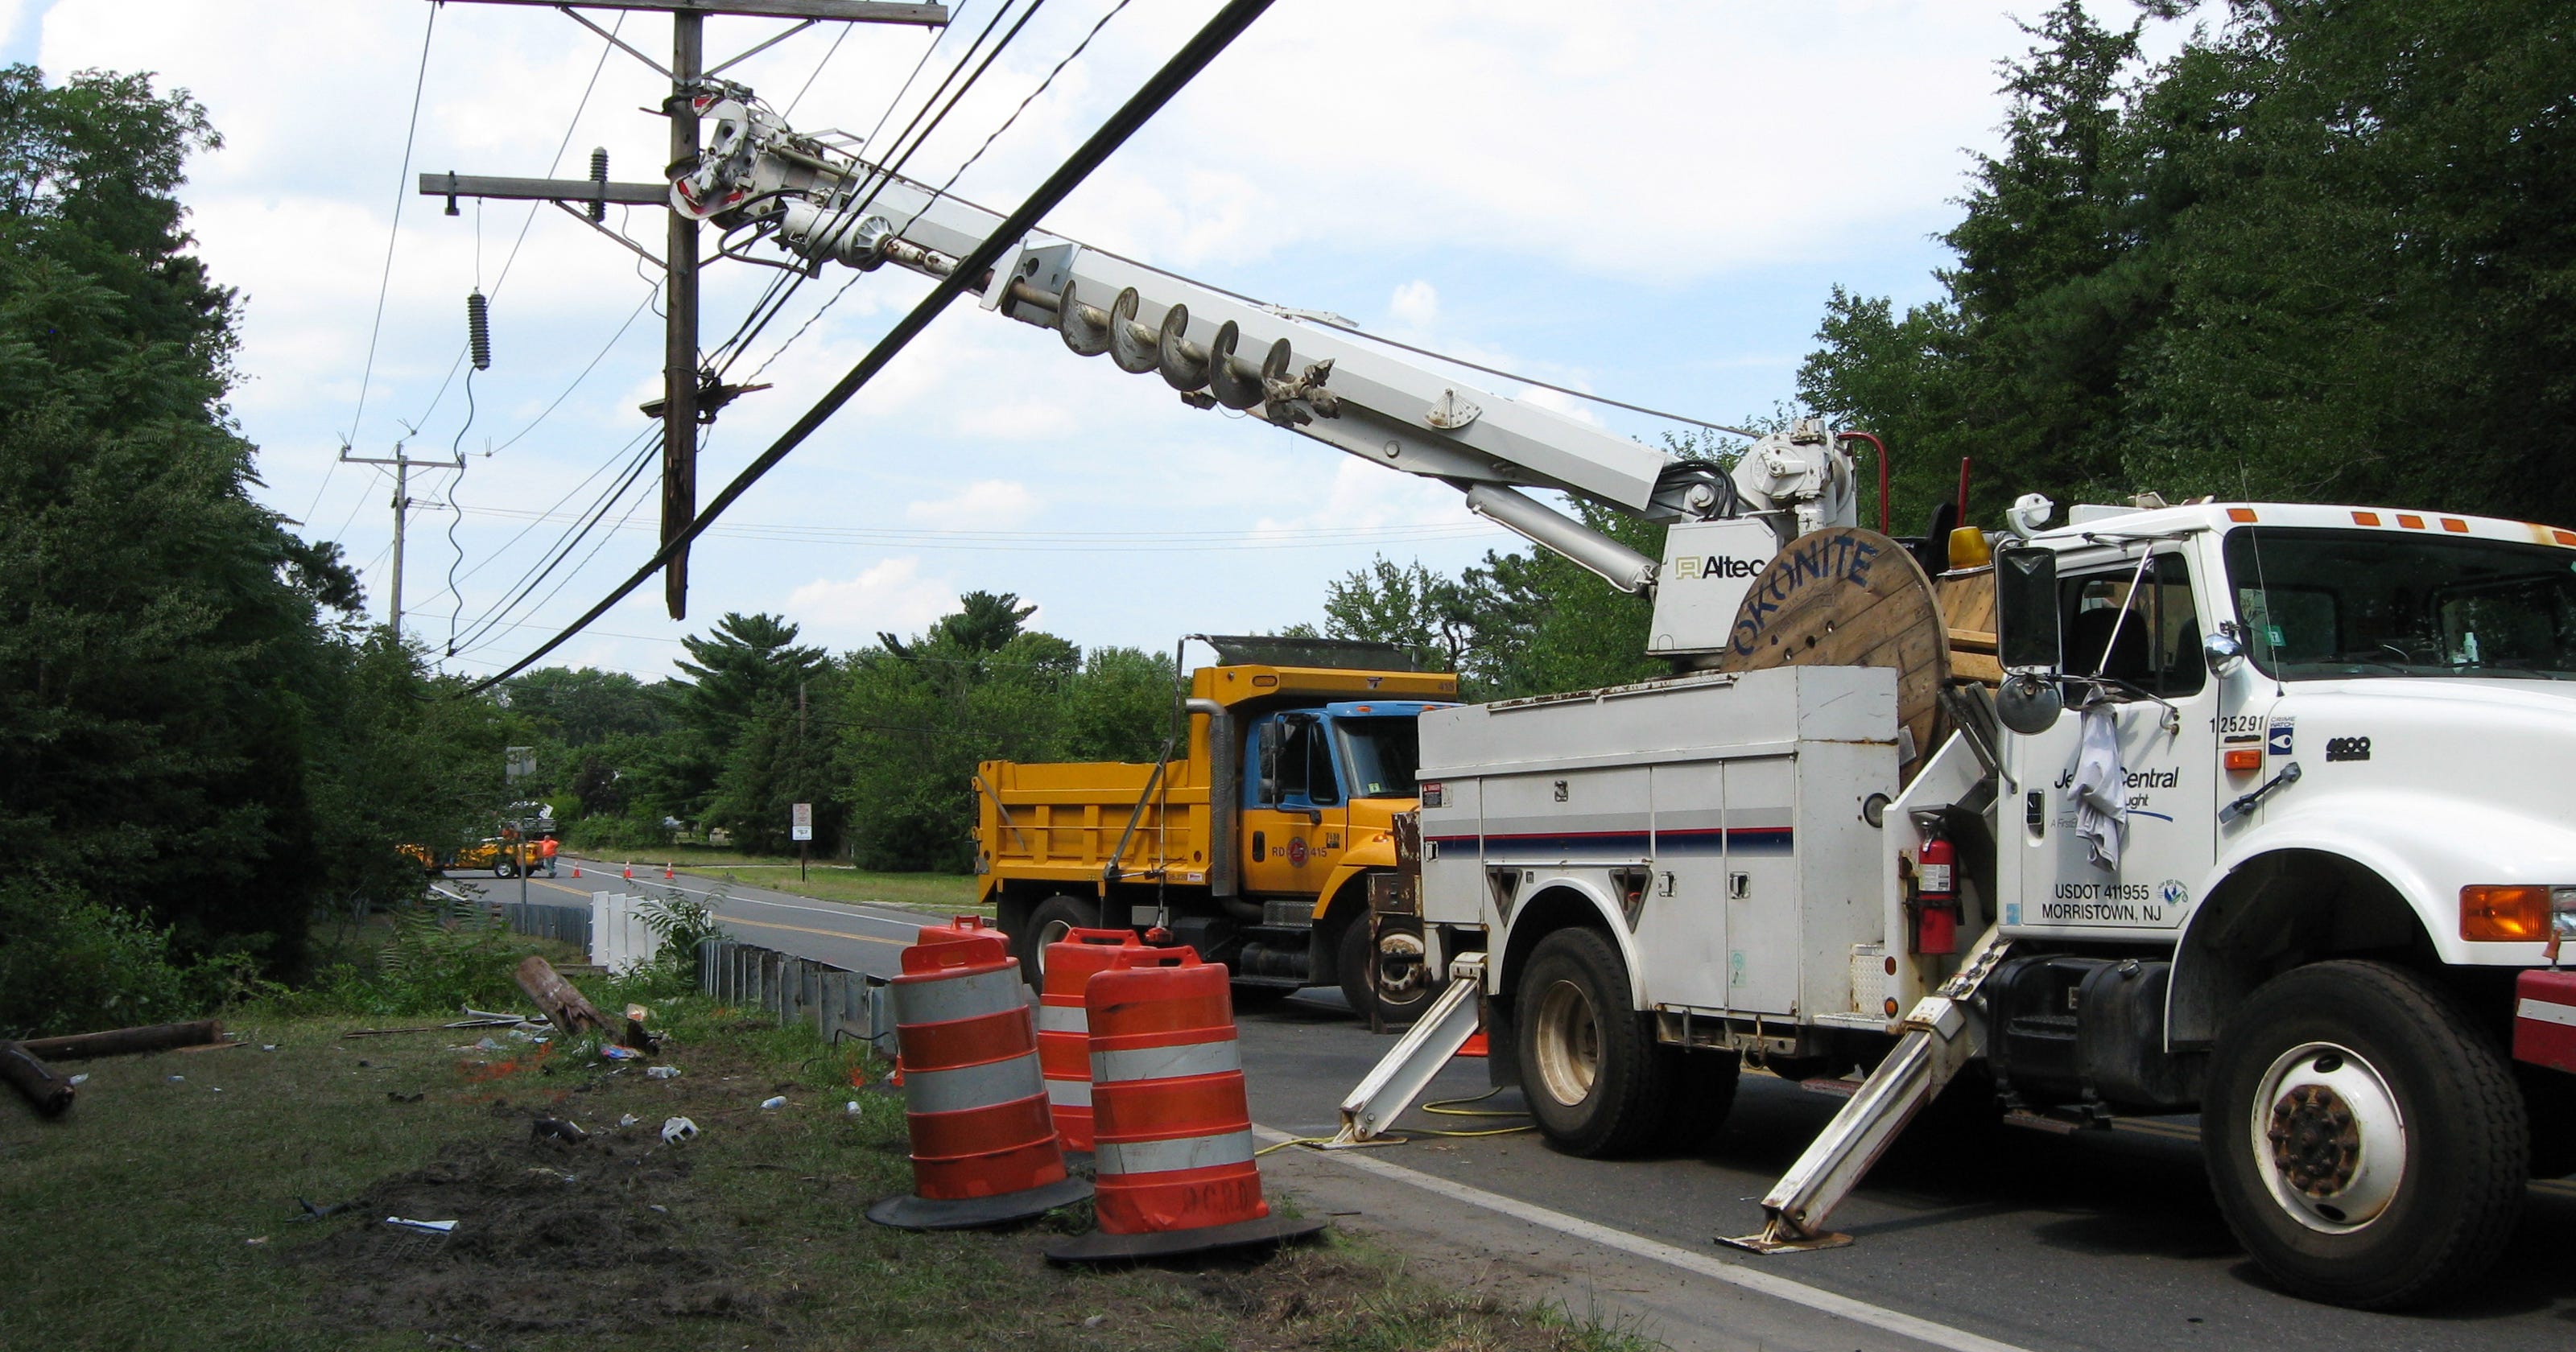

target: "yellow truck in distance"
[977,638,1455,1021]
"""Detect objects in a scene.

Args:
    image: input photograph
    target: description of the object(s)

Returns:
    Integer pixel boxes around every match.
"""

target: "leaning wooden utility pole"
[418,1,947,620]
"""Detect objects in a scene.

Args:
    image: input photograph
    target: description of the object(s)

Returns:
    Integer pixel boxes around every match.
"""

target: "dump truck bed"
[976,758,1215,897]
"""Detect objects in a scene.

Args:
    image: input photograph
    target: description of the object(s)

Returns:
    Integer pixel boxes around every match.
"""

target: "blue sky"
[6,2,2193,682]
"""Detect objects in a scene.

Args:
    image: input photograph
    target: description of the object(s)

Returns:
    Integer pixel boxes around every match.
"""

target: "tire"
[2202,960,2528,1309]
[1655,1049,1741,1153]
[1513,927,1670,1157]
[1018,895,1099,990]
[1337,908,1435,1024]
[493,859,518,879]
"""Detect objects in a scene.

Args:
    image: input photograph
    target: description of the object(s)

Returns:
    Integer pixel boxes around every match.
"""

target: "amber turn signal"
[2223,748,2262,773]
[2459,885,2552,942]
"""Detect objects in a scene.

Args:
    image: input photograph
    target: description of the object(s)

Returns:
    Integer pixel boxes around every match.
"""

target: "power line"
[467,0,1282,694]
[740,0,1135,384]
[313,2,440,529]
[444,502,1506,550]
[713,0,1041,381]
[486,283,663,455]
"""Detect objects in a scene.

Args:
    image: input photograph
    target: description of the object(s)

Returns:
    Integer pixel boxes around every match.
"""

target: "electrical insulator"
[588,146,609,224]
[466,290,492,371]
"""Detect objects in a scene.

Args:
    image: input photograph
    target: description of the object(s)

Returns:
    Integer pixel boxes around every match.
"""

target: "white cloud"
[904,479,1040,530]
[1387,280,1439,332]
[27,0,2174,660]
[786,557,955,645]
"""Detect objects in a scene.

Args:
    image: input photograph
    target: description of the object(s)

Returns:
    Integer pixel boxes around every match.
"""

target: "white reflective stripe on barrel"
[1094,1129,1256,1177]
[903,1053,1044,1115]
[1091,1038,1241,1085]
[891,967,1025,1026]
[1045,1077,1092,1107]
[1036,1004,1088,1033]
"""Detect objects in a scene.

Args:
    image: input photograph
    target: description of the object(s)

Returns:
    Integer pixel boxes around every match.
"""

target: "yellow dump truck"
[976,637,1456,1021]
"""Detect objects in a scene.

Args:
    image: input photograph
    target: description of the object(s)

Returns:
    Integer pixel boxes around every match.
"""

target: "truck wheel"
[494,859,517,879]
[2202,960,2528,1309]
[1515,927,1669,1157]
[1337,912,1433,1024]
[1018,895,1098,989]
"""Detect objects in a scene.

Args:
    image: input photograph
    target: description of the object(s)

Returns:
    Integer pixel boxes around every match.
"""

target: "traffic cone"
[622,862,633,881]
[1038,928,1152,1153]
[1043,948,1325,1262]
[868,917,1090,1230]
[663,862,675,880]
[571,864,581,879]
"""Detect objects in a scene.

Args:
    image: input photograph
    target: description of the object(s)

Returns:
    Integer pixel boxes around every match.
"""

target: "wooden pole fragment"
[514,955,617,1039]
[19,1019,222,1061]
[2,1043,76,1117]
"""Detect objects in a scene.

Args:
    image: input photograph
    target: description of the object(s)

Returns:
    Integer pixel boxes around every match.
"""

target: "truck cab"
[979,637,1455,1020]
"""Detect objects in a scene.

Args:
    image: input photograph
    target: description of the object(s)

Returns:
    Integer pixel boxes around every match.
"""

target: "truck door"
[2004,549,2219,937]
[1241,712,1347,897]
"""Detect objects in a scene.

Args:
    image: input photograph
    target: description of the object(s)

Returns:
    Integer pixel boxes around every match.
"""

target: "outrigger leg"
[1721,928,2013,1253]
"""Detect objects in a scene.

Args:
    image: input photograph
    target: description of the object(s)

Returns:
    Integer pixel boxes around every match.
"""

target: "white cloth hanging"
[2070,704,2127,871]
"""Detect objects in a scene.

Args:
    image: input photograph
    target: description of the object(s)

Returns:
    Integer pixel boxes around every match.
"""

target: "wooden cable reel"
[1715,526,1960,785]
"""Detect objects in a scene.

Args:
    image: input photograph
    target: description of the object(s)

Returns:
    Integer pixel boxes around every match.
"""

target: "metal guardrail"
[696,938,895,1057]
[496,901,592,948]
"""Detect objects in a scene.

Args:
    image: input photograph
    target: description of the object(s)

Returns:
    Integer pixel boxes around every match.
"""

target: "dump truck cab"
[979,638,1455,1021]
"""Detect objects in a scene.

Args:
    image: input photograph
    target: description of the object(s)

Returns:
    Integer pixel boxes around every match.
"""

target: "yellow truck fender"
[1311,833,1402,927]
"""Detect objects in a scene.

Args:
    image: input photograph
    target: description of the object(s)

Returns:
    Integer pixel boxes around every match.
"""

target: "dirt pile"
[292,1107,755,1339]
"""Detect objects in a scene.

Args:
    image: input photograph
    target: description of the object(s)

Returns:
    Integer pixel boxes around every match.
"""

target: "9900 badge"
[2326,736,2372,762]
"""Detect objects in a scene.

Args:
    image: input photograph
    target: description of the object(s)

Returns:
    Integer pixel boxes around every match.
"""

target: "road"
[511,859,2576,1352]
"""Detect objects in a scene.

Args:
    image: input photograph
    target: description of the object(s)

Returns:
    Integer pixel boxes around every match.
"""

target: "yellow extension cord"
[1253,1087,1534,1156]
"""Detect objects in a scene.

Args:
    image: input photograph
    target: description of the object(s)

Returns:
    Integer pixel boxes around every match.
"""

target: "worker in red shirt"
[539,834,560,878]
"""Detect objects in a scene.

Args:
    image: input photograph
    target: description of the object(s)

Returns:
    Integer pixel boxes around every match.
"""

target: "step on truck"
[667,89,2576,1307]
[976,636,1455,1021]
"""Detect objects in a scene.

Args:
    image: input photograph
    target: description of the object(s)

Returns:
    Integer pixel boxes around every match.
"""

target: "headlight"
[2459,885,2568,942]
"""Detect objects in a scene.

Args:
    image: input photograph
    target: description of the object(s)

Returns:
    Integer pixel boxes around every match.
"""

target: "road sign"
[506,747,536,781]
[791,802,814,842]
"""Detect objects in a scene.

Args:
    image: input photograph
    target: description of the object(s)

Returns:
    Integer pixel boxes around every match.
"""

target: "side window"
[1306,721,1341,806]
[2059,553,2207,697]
[1276,717,1313,802]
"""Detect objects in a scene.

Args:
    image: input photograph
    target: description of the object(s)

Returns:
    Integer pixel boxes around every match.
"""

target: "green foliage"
[1801,0,2576,526]
[1316,495,1666,700]
[839,599,1172,872]
[0,880,259,1038]
[276,897,555,1019]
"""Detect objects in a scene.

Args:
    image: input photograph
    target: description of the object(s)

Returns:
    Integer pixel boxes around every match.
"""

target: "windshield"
[1333,717,1422,798]
[2223,527,2576,680]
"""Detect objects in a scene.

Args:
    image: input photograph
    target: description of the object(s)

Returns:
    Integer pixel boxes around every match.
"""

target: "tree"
[1319,558,1478,677]
[1800,1,2576,526]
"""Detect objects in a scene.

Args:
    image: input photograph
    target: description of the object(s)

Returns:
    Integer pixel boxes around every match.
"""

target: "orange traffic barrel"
[1038,928,1150,1152]
[867,919,1090,1230]
[1043,949,1325,1262]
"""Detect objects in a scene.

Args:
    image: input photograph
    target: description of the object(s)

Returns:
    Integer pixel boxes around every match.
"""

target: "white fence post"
[589,890,612,967]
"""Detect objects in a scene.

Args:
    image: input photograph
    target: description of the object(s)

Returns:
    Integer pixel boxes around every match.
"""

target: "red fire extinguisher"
[1913,818,1960,956]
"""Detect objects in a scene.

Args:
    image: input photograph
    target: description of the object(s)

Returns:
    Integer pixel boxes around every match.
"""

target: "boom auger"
[674,88,1861,656]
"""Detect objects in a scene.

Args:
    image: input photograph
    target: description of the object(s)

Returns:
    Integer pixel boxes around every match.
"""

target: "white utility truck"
[661,84,2576,1310]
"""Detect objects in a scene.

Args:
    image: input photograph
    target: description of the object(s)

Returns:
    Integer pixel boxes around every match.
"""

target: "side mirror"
[2202,625,2245,674]
[1256,720,1280,804]
[1995,546,2062,672]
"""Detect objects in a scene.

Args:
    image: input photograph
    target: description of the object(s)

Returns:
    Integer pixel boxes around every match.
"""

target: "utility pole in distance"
[339,443,464,641]
[416,0,947,620]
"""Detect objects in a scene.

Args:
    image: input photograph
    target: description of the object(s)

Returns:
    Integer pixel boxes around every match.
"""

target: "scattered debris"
[600,1045,642,1061]
[845,1100,861,1115]
[166,1074,185,1084]
[176,1039,246,1053]
[389,1091,426,1104]
[530,1117,588,1146]
[1084,1313,1109,1329]
[473,1038,504,1053]
[296,1198,355,1221]
[384,1218,459,1235]
[68,1073,89,1086]
[661,1117,699,1144]
[2,1043,76,1117]
[619,1114,639,1128]
[644,1065,681,1081]
[759,1096,786,1111]
[18,1019,221,1061]
[246,1236,268,1246]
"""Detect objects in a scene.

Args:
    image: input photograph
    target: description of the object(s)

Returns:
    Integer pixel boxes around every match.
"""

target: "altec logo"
[1674,554,1766,581]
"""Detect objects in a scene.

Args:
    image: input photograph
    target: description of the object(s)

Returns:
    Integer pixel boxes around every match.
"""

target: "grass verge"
[555,848,984,913]
[0,999,1651,1352]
